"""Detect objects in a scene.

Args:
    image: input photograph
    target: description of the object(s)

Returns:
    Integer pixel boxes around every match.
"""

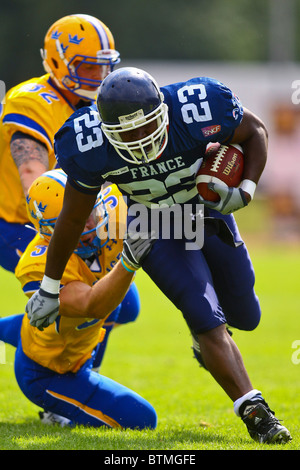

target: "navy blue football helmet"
[97,67,169,164]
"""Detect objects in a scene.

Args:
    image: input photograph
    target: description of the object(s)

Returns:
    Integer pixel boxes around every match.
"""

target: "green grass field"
[0,201,299,451]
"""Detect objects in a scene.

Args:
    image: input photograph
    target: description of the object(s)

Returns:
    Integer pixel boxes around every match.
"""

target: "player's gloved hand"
[121,231,156,272]
[25,288,60,331]
[199,183,248,215]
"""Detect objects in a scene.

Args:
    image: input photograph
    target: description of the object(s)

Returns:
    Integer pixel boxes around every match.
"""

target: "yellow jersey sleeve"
[0,74,76,224]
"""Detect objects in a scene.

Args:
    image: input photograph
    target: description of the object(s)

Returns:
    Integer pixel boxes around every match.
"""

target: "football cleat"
[240,399,292,444]
[39,410,71,427]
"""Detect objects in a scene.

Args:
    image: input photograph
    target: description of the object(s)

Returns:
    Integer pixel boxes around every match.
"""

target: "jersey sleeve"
[15,235,89,297]
[15,236,48,298]
[54,106,106,194]
[206,78,244,143]
[162,77,243,147]
[1,82,56,153]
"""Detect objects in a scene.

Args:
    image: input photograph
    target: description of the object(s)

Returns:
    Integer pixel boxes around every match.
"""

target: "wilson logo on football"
[201,124,221,137]
[196,143,244,202]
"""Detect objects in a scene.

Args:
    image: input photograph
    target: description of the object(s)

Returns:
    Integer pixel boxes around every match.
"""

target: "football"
[196,143,244,201]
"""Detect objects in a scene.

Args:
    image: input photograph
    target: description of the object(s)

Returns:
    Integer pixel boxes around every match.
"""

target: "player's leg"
[0,220,35,272]
[142,236,226,332]
[146,224,292,442]
[14,343,156,429]
[0,314,24,347]
[142,237,255,394]
[202,210,261,331]
[92,282,140,371]
[142,236,291,442]
[197,324,253,400]
[91,305,121,372]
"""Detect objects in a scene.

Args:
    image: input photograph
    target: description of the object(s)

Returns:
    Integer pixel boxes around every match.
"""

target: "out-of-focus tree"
[0,0,299,88]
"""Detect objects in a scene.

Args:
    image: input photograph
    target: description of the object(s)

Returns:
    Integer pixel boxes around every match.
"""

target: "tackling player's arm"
[25,186,156,330]
[59,262,135,319]
[59,230,156,319]
[10,133,49,196]
[229,107,268,202]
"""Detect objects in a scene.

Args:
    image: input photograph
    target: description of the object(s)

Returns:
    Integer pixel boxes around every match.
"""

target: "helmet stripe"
[75,14,111,50]
[42,169,67,188]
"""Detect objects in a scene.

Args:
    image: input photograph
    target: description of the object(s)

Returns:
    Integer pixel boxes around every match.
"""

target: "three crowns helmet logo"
[51,30,84,53]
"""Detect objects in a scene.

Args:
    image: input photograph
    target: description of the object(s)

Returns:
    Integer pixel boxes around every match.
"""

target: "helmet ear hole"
[51,58,59,69]
[26,169,67,237]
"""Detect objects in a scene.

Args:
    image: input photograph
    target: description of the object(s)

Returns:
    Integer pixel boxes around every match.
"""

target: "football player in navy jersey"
[25,67,291,444]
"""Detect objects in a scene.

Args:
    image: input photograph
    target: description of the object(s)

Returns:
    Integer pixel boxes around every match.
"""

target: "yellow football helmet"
[41,14,120,100]
[26,169,109,258]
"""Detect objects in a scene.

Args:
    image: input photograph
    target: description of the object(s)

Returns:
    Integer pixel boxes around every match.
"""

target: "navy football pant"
[142,210,261,334]
[202,211,261,331]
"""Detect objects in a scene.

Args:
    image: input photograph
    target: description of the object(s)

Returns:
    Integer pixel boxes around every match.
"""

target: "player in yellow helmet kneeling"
[0,169,156,429]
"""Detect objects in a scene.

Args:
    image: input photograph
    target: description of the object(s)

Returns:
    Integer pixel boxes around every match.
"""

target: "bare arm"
[45,181,98,281]
[10,136,49,195]
[59,261,135,319]
[25,204,155,329]
[229,107,268,201]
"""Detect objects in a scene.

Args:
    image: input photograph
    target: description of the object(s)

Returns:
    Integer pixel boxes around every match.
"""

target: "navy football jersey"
[54,77,243,208]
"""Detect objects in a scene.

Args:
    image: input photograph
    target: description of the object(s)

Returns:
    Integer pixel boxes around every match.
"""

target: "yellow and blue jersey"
[15,185,127,374]
[0,74,77,224]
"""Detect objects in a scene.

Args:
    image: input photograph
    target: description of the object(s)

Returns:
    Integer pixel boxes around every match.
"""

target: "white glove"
[199,183,248,215]
[25,288,60,331]
[121,232,156,272]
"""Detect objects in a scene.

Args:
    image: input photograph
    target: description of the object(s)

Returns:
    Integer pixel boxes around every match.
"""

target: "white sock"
[234,389,262,417]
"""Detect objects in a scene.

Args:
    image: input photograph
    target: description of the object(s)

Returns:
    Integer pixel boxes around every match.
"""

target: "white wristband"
[40,275,60,295]
[239,179,257,200]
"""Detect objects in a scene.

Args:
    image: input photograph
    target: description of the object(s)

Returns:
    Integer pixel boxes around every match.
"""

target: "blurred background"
[1,0,300,242]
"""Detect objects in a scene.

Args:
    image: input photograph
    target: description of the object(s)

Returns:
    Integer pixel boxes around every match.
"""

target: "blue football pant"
[14,344,156,429]
[141,210,261,334]
[0,219,36,272]
[92,282,140,370]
